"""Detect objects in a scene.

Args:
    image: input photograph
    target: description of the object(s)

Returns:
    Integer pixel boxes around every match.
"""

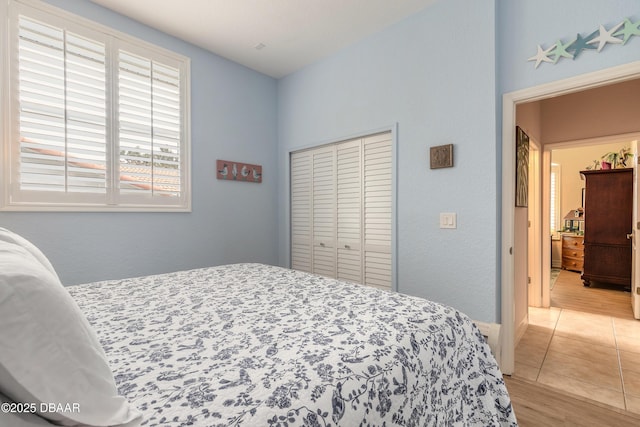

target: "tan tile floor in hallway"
[514,270,640,415]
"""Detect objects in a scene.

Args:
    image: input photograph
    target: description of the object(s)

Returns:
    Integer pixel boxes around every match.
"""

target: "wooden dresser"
[561,234,584,273]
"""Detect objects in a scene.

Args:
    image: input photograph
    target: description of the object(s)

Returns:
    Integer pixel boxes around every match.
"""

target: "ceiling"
[89,0,436,78]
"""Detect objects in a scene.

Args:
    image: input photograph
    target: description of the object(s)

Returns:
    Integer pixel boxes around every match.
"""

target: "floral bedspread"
[69,263,517,426]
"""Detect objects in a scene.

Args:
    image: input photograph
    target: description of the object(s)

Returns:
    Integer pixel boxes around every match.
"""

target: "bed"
[0,229,517,426]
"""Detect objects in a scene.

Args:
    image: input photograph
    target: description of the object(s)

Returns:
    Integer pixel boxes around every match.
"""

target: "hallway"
[514,270,640,414]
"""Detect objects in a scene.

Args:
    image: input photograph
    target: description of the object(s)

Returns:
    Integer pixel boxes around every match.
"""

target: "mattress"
[68,263,516,426]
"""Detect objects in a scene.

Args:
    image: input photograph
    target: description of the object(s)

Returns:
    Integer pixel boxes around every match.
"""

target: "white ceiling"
[89,0,436,78]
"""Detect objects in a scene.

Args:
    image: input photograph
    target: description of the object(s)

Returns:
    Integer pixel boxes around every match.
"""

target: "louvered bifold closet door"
[290,150,313,272]
[312,147,336,278]
[290,131,393,289]
[336,140,362,283]
[363,133,393,290]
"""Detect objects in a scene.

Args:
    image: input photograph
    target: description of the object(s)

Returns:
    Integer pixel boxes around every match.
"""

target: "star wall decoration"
[589,22,623,51]
[550,39,574,63]
[568,31,597,59]
[527,44,555,69]
[528,17,638,68]
[615,18,640,44]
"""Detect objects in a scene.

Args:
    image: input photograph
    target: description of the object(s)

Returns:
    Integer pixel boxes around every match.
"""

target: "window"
[1,0,191,211]
[550,163,561,235]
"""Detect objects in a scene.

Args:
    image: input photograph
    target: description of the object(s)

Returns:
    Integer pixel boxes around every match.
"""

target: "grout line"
[535,307,560,382]
[612,317,628,411]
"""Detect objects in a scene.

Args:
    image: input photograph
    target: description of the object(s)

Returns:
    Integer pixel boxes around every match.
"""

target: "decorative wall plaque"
[430,144,453,169]
[216,159,262,183]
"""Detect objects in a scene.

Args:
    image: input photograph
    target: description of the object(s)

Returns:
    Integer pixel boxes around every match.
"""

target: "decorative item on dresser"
[562,208,584,233]
[580,169,632,288]
[561,233,584,273]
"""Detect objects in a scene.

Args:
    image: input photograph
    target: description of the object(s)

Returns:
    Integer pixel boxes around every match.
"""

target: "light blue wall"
[498,0,639,93]
[0,0,279,284]
[277,0,500,322]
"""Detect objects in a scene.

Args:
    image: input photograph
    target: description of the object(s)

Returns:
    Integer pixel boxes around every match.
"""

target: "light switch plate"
[440,212,457,229]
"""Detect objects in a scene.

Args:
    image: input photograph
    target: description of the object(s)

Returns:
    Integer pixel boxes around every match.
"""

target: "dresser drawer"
[562,234,584,249]
[562,248,583,258]
[562,256,583,272]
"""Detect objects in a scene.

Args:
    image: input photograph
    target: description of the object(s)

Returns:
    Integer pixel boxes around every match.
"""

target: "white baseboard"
[474,321,502,366]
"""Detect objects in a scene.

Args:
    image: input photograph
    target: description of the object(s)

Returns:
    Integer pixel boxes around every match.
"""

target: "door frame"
[500,61,640,375]
[540,134,640,306]
[528,140,541,308]
[633,139,640,319]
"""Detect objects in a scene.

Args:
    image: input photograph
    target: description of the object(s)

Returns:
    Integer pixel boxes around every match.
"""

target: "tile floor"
[515,306,640,414]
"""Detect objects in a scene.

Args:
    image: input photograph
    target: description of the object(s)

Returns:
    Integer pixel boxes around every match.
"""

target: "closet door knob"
[344,244,350,249]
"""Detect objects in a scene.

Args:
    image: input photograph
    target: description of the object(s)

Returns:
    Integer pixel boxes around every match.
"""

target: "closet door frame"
[287,124,397,291]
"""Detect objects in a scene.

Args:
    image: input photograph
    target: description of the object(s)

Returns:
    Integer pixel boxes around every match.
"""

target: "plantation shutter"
[336,140,362,283]
[363,133,393,289]
[4,0,190,211]
[118,50,181,197]
[290,150,312,272]
[312,147,336,278]
[17,16,107,196]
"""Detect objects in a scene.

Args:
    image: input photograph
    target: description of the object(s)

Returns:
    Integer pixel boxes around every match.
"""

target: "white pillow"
[0,240,142,427]
[0,227,59,281]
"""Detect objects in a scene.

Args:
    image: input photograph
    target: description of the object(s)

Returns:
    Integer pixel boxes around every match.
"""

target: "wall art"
[515,127,529,207]
[528,17,639,68]
[216,159,262,183]
[430,144,454,169]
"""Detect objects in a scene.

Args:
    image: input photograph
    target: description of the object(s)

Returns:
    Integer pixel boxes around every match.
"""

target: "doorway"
[501,62,640,375]
[536,137,639,308]
[514,133,640,410]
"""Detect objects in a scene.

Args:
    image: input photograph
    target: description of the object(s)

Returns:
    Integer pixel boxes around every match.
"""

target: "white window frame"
[0,0,191,212]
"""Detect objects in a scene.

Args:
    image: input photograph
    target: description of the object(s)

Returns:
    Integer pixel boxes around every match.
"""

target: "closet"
[290,132,393,290]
